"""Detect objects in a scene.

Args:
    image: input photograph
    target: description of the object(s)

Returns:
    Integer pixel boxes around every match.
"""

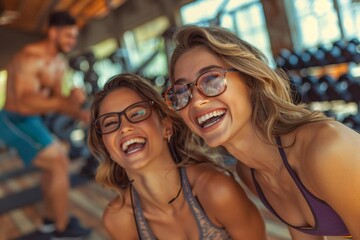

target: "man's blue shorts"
[0,110,53,166]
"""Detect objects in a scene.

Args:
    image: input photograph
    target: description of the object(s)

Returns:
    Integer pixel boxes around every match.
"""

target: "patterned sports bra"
[130,167,231,240]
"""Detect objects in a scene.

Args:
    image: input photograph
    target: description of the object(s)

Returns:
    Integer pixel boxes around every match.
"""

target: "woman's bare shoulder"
[293,120,360,186]
[103,190,138,239]
[186,163,247,203]
[295,120,359,159]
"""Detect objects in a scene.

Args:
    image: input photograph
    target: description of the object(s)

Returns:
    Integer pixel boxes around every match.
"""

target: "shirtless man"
[0,11,91,239]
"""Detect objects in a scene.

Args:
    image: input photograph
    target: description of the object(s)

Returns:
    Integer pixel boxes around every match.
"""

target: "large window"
[286,0,360,49]
[121,16,170,79]
[180,0,273,63]
[337,0,360,39]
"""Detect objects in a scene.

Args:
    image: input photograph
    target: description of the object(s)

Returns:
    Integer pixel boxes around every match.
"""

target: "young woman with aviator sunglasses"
[88,73,266,240]
[164,25,360,240]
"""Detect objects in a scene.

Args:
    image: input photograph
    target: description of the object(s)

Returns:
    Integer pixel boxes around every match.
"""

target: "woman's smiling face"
[173,46,253,147]
[99,88,170,170]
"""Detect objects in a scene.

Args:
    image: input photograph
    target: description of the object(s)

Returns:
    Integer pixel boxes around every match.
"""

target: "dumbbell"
[69,55,88,71]
[337,74,359,102]
[301,75,327,102]
[348,82,360,102]
[326,41,344,64]
[334,39,359,63]
[338,73,356,84]
[348,38,360,63]
[84,68,100,94]
[276,49,301,70]
[83,51,96,66]
[326,75,350,101]
[342,114,360,132]
[311,45,327,66]
[299,50,313,68]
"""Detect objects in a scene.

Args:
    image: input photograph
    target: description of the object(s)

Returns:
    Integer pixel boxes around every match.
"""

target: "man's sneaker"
[50,216,92,240]
[39,218,56,234]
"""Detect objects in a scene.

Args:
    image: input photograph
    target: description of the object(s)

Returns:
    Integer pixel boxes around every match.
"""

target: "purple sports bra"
[251,136,350,236]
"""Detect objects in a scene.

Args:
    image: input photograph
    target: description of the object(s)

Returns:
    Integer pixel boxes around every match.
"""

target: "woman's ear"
[162,117,173,141]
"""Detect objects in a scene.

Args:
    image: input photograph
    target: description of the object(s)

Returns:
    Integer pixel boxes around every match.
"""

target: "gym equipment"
[299,49,314,68]
[344,38,359,63]
[348,82,360,102]
[110,48,130,71]
[301,75,333,102]
[342,114,360,132]
[330,40,346,64]
[276,49,301,70]
[326,79,350,101]
[312,45,327,67]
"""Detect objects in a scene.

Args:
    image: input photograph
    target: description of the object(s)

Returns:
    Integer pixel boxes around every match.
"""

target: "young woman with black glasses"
[88,73,266,240]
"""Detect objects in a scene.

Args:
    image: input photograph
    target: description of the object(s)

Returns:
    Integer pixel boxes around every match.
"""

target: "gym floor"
[0,148,292,240]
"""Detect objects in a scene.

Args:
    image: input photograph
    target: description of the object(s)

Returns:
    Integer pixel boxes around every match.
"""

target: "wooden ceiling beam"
[69,0,93,16]
[35,0,63,33]
[53,0,77,11]
[81,0,106,18]
[8,0,44,32]
[2,0,22,11]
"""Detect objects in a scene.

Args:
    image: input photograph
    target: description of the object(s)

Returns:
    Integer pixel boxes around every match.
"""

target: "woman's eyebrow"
[173,65,223,84]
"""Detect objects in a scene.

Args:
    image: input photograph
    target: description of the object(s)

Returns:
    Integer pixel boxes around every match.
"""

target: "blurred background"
[0,0,359,239]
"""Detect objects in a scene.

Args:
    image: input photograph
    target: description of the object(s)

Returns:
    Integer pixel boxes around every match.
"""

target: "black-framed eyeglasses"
[163,67,237,111]
[93,100,154,135]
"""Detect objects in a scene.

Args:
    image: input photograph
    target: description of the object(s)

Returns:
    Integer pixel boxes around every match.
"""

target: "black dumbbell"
[276,49,301,70]
[69,55,88,71]
[327,81,350,102]
[319,75,336,86]
[301,75,327,102]
[342,114,360,132]
[312,45,328,66]
[327,40,344,64]
[348,38,360,63]
[338,74,359,101]
[348,82,360,102]
[334,39,359,63]
[299,50,313,68]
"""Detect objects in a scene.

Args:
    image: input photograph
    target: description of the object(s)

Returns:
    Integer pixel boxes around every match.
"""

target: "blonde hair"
[169,25,330,144]
[88,73,223,199]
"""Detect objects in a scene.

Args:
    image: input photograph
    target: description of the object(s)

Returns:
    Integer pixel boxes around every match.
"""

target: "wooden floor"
[0,147,292,240]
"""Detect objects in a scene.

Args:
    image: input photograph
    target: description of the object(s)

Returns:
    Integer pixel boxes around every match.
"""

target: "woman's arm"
[192,164,267,240]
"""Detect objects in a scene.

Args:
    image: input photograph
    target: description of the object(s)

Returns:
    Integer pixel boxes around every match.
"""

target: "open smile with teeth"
[121,137,146,154]
[196,110,226,128]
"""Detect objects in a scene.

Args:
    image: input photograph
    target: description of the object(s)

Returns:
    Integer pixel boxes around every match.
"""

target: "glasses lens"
[198,70,226,96]
[125,102,152,123]
[165,85,191,111]
[95,101,152,134]
[96,113,120,134]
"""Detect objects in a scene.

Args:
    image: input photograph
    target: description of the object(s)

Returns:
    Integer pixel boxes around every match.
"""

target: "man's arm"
[11,51,88,121]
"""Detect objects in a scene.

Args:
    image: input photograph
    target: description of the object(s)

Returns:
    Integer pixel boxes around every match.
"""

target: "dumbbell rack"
[276,38,360,132]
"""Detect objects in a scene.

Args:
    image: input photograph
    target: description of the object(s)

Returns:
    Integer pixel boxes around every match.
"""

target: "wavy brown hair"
[169,25,330,144]
[88,73,224,196]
